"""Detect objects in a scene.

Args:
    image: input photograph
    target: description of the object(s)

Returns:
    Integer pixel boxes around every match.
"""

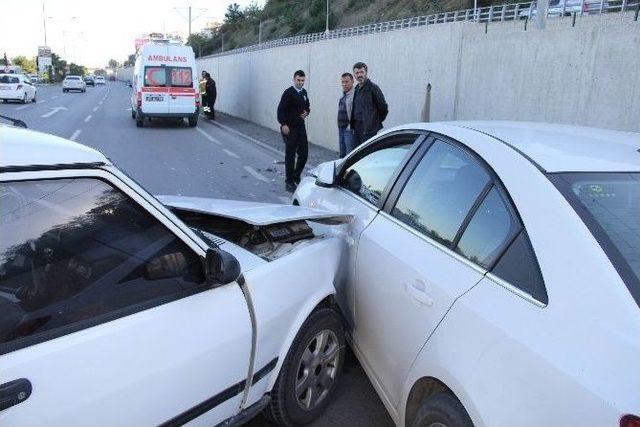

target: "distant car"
[294,121,640,427]
[519,0,609,18]
[0,74,37,103]
[95,76,106,85]
[108,74,116,81]
[84,76,95,86]
[62,75,86,93]
[0,125,349,427]
[28,74,41,84]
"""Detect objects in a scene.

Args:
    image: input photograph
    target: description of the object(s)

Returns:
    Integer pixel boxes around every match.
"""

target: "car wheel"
[412,393,474,427]
[32,94,37,103]
[188,117,198,127]
[265,308,345,426]
[22,93,28,104]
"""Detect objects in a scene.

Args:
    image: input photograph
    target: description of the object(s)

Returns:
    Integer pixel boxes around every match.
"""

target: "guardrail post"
[572,11,577,25]
[524,15,529,30]
[635,2,639,20]
[514,4,520,20]
[580,0,585,16]
[599,0,604,14]
[562,0,567,17]
[501,4,506,21]
[621,0,627,13]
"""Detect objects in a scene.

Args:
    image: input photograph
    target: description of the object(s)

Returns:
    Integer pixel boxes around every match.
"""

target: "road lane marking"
[50,96,58,99]
[41,107,67,118]
[243,166,269,182]
[37,100,47,103]
[70,130,81,141]
[223,149,239,158]
[84,115,92,123]
[195,127,222,145]
[93,106,99,112]
[98,101,103,105]
[16,105,30,110]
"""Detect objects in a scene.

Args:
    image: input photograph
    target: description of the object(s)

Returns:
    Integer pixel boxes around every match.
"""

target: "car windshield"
[549,172,640,306]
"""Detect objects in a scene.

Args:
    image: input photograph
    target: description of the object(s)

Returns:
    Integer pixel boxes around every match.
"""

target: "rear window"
[550,172,640,306]
[66,76,80,80]
[0,75,19,84]
[144,66,192,88]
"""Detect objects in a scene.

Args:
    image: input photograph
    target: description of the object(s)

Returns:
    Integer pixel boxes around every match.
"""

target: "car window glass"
[392,140,490,247]
[340,135,416,205]
[0,178,204,349]
[170,67,193,87]
[492,230,547,304]
[456,187,518,268]
[144,67,166,87]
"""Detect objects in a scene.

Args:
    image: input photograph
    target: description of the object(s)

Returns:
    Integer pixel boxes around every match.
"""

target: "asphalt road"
[0,82,394,427]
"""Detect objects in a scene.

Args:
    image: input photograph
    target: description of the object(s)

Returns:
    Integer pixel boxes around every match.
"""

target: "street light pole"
[42,1,47,45]
[325,0,329,34]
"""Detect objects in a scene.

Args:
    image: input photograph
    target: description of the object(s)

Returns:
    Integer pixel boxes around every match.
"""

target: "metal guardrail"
[201,0,639,59]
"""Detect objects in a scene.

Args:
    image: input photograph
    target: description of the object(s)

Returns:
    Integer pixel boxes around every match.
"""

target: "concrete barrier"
[178,15,640,149]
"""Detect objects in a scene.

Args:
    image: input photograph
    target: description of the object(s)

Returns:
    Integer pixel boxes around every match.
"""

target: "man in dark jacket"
[202,71,217,120]
[350,62,388,147]
[277,70,310,192]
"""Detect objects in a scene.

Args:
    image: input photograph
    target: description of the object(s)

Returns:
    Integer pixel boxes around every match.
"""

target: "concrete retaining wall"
[160,15,640,149]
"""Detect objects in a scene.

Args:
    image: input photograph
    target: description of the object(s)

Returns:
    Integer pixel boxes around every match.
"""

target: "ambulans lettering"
[147,55,188,63]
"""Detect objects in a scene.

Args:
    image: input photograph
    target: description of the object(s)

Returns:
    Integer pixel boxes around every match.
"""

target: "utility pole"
[189,6,191,37]
[325,0,330,34]
[174,5,207,39]
[42,1,47,45]
[258,21,262,44]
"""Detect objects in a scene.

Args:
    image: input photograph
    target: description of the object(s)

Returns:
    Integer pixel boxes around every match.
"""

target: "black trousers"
[353,125,378,147]
[282,125,308,183]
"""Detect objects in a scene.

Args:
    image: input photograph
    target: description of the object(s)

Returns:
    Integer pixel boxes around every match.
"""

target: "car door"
[142,65,170,114]
[0,172,252,426]
[168,66,196,115]
[353,136,505,408]
[321,133,423,325]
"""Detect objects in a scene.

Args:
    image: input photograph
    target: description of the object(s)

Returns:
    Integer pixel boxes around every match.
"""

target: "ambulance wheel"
[188,117,198,127]
[131,109,136,119]
[136,113,144,128]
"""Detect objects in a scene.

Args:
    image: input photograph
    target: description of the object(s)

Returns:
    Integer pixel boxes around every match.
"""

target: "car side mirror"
[204,248,241,285]
[315,161,337,187]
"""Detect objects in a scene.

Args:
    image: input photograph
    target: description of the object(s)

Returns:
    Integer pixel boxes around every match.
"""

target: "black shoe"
[286,182,297,193]
[294,177,301,185]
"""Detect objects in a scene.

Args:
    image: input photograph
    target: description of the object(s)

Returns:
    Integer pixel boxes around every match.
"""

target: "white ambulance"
[130,40,200,128]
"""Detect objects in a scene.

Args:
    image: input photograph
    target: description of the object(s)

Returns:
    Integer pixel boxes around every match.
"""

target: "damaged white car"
[0,125,351,426]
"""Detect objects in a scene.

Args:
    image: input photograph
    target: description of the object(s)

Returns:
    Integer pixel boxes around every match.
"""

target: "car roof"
[0,125,110,171]
[389,121,640,173]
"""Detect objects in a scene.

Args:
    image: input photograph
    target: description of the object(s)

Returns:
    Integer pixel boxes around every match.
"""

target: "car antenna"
[0,115,27,128]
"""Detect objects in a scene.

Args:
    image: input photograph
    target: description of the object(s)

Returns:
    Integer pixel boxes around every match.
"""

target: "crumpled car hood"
[156,195,353,226]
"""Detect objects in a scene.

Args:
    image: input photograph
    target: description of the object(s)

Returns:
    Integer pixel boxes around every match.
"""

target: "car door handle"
[0,378,32,411]
[405,280,434,307]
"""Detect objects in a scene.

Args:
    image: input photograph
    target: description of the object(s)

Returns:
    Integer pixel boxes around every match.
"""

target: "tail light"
[136,92,142,108]
[16,84,23,90]
[621,415,640,427]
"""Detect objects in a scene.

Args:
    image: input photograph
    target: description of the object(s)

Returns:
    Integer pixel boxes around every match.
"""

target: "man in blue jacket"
[277,70,310,193]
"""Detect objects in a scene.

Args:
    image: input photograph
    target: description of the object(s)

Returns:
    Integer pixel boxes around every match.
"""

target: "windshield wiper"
[0,115,27,128]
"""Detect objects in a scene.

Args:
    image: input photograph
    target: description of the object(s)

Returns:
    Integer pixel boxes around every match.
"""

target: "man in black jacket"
[277,70,310,192]
[351,62,388,147]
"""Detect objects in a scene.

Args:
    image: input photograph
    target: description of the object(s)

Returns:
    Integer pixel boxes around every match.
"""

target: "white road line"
[98,101,103,105]
[93,106,99,112]
[16,105,29,110]
[84,115,92,123]
[70,130,81,141]
[195,127,222,145]
[278,196,291,204]
[50,96,58,99]
[243,166,269,182]
[223,149,239,159]
[37,100,47,103]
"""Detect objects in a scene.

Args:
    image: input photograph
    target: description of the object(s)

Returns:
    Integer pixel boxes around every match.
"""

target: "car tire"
[188,117,198,127]
[22,94,28,104]
[264,307,345,426]
[32,94,37,103]
[412,392,474,427]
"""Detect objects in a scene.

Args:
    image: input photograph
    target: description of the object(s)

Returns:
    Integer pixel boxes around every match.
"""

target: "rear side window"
[144,67,166,87]
[0,178,205,353]
[1,76,20,83]
[492,230,547,304]
[391,140,490,247]
[170,67,193,87]
[456,186,519,268]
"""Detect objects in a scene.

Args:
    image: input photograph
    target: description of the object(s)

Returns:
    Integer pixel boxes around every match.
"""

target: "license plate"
[145,95,164,102]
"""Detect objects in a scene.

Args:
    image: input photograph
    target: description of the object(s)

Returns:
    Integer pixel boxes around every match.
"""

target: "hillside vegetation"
[187,0,505,57]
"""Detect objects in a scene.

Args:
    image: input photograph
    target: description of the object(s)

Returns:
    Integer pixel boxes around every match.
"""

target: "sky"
[1,0,264,68]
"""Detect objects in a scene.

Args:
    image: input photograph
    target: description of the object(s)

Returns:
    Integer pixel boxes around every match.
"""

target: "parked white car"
[0,74,37,104]
[0,125,350,426]
[62,75,86,93]
[293,121,640,427]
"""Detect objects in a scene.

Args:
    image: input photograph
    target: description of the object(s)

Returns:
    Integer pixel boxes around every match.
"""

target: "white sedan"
[62,75,86,93]
[293,121,640,427]
[0,74,36,104]
[95,75,106,85]
[0,125,349,426]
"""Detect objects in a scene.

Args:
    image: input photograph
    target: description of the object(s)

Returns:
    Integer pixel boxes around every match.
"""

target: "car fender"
[239,237,348,406]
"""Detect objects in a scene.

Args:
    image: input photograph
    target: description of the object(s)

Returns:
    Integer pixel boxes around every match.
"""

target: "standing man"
[350,62,388,147]
[337,72,355,158]
[202,72,217,120]
[277,70,310,192]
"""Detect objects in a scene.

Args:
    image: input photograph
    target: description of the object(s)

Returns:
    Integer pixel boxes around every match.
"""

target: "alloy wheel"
[295,329,340,411]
